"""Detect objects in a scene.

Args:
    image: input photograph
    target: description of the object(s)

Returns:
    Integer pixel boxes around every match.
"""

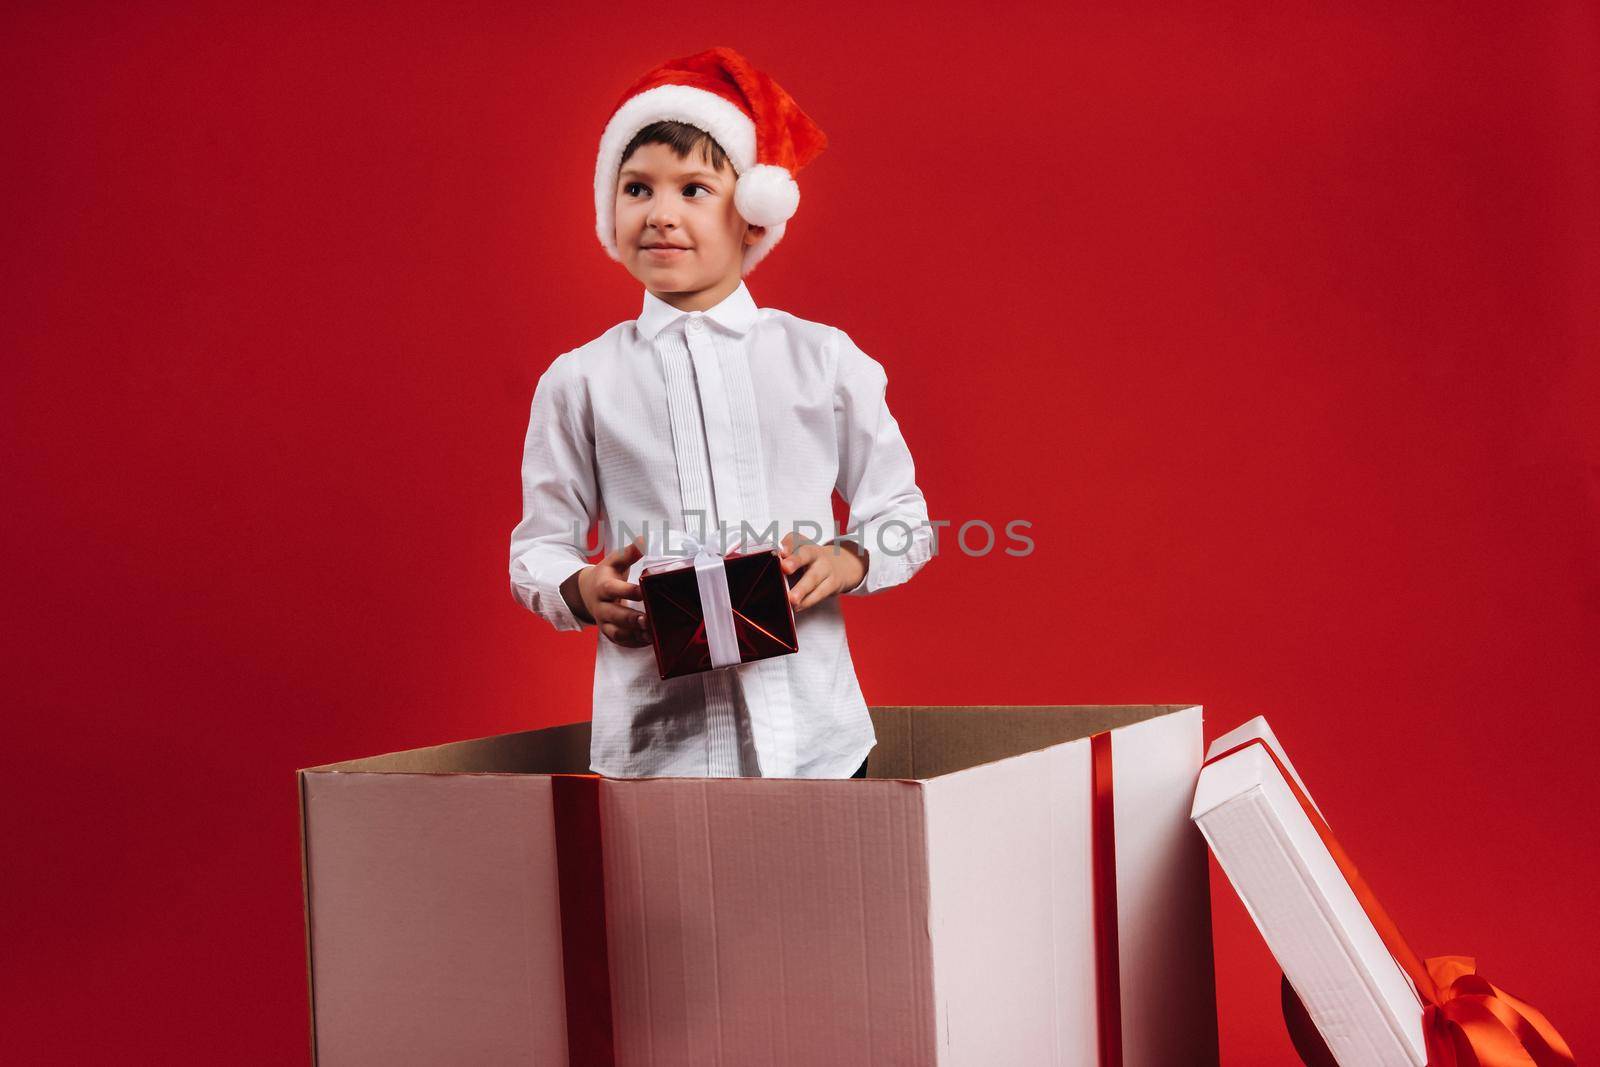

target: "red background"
[5,3,1596,1062]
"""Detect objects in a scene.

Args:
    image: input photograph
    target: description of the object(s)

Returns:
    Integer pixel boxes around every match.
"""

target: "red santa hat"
[594,46,828,275]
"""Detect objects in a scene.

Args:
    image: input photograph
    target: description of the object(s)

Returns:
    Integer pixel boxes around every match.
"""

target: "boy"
[509,46,932,779]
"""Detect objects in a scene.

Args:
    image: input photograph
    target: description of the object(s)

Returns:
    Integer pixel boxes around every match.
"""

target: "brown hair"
[619,120,732,175]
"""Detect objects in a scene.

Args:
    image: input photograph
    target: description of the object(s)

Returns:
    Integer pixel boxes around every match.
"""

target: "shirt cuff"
[832,520,918,596]
[514,550,594,632]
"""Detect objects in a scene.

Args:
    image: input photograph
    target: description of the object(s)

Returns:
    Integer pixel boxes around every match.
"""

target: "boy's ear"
[742,223,767,248]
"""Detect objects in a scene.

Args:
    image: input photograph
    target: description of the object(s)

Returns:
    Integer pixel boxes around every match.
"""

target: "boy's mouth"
[642,244,691,257]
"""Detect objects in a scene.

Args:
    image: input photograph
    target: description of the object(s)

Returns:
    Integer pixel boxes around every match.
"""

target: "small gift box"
[638,532,798,680]
[1191,717,1572,1067]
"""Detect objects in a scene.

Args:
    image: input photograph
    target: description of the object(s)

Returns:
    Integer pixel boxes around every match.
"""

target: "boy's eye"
[621,181,711,199]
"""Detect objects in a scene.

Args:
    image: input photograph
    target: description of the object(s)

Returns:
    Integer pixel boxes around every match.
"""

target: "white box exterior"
[1191,717,1427,1067]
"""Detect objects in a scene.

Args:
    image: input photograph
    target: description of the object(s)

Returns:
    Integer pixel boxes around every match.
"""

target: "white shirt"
[509,281,933,778]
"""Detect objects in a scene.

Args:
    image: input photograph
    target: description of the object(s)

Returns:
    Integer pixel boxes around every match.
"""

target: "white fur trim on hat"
[593,83,789,276]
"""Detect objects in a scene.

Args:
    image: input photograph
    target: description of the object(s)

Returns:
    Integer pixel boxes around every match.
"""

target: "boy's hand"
[569,536,653,647]
[778,533,867,613]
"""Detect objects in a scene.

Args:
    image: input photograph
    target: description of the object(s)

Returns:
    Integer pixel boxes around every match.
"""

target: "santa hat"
[594,46,828,275]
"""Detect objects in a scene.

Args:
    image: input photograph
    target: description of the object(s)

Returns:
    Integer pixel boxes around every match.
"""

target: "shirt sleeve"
[509,351,597,632]
[825,327,934,596]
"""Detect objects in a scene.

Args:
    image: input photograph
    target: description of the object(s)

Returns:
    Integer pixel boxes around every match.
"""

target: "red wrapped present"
[637,530,798,680]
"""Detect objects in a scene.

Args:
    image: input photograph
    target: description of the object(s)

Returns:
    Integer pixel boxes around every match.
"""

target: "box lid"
[1191,717,1427,1067]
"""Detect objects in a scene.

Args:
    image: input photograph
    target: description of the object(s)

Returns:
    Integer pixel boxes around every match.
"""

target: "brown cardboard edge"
[297,770,318,1066]
[867,706,912,778]
[298,706,1205,782]
[298,721,592,775]
[879,704,1202,779]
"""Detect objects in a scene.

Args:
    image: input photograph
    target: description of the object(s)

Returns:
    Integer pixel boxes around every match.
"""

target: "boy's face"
[614,141,765,302]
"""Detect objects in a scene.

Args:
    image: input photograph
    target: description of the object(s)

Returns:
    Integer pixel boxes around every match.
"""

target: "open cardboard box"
[299,704,1218,1065]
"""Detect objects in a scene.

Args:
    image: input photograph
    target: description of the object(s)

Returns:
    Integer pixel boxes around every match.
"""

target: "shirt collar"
[636,281,759,341]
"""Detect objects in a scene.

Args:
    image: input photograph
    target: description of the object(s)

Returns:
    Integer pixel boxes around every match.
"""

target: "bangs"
[619,120,731,175]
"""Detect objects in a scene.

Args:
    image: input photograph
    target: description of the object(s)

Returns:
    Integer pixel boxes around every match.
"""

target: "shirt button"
[688,317,703,332]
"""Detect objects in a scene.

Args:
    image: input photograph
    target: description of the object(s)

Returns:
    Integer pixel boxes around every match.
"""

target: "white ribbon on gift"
[638,526,779,669]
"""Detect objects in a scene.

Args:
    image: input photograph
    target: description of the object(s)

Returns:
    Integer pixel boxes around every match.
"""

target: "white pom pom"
[734,164,800,227]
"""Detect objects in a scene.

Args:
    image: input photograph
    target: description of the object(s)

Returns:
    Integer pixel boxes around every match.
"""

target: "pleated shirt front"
[509,281,932,778]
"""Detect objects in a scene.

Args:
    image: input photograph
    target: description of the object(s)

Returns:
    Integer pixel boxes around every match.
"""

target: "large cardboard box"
[299,704,1218,1065]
